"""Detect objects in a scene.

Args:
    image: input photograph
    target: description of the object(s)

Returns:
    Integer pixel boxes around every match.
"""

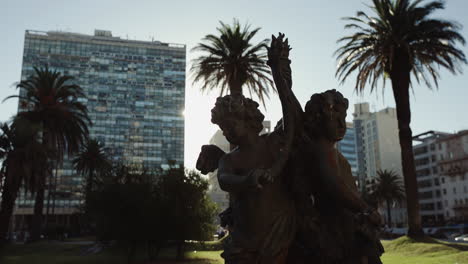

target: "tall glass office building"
[336,122,359,179]
[13,30,185,223]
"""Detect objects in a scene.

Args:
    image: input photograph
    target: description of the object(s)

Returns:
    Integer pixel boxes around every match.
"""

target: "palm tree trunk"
[52,162,59,215]
[386,199,392,228]
[228,79,243,97]
[176,240,184,260]
[84,169,93,214]
[127,241,136,264]
[390,53,424,238]
[31,173,46,241]
[31,132,50,241]
[0,166,20,244]
[44,163,56,239]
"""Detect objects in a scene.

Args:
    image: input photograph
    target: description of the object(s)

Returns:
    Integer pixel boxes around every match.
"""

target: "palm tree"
[191,19,274,104]
[73,139,111,212]
[370,170,406,227]
[335,0,466,237]
[5,66,91,241]
[0,118,49,243]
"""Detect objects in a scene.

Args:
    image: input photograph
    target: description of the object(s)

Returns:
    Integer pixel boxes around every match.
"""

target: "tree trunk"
[127,241,136,264]
[147,240,156,261]
[31,131,52,242]
[386,199,392,228]
[44,163,57,240]
[0,166,20,244]
[390,51,424,238]
[176,240,184,260]
[52,162,59,216]
[31,174,45,241]
[228,79,243,97]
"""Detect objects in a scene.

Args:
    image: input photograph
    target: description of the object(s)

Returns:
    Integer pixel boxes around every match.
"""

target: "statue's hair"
[304,89,349,136]
[211,95,264,134]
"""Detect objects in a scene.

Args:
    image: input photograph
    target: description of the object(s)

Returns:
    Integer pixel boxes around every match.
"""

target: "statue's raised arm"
[266,33,304,180]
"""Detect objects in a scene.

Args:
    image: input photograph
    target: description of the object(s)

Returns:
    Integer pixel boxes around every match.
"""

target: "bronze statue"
[211,94,296,264]
[287,89,384,264]
[195,33,383,264]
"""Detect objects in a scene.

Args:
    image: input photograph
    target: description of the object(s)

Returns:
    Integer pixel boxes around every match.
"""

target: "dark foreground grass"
[1,236,467,264]
[0,241,223,264]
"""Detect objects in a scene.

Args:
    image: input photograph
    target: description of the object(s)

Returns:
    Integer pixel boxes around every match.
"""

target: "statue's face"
[321,103,347,142]
[219,119,248,145]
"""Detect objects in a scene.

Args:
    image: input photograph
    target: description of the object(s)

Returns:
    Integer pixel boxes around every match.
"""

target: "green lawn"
[0,236,467,264]
[381,236,468,264]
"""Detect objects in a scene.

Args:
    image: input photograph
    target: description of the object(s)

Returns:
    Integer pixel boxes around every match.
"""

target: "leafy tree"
[5,66,91,241]
[88,164,216,262]
[158,166,217,259]
[335,0,466,237]
[0,117,49,244]
[87,164,158,263]
[370,169,406,227]
[191,19,274,104]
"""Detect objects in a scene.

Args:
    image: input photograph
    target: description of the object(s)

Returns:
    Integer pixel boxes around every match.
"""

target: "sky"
[1,0,467,169]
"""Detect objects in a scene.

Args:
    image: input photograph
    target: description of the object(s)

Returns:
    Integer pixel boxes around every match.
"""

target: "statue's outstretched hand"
[267,33,292,90]
[196,144,226,175]
[267,33,291,68]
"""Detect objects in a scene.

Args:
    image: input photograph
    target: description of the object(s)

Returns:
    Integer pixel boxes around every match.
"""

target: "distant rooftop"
[437,129,468,142]
[413,130,451,143]
[25,29,185,50]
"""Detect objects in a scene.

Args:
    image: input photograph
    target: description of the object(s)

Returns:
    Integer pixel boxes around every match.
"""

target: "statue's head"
[211,95,264,145]
[304,89,348,142]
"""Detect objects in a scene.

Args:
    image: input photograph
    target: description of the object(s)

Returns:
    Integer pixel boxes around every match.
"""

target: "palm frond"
[336,0,466,94]
[190,20,274,104]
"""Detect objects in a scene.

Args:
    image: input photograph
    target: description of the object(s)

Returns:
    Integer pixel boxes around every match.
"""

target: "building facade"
[336,122,359,179]
[14,30,185,222]
[353,103,403,187]
[438,130,468,223]
[413,131,450,226]
[353,103,407,226]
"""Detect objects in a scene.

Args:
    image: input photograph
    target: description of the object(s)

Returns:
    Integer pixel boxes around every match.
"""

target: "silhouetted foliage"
[0,117,49,244]
[88,164,217,262]
[73,138,111,213]
[5,66,91,241]
[370,169,406,227]
[158,165,217,259]
[191,19,274,105]
[336,0,466,237]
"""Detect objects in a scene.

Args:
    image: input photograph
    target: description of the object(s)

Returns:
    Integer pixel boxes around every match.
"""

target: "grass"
[0,241,123,264]
[184,250,223,263]
[0,240,223,264]
[1,236,467,264]
[381,236,468,264]
[65,236,97,242]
